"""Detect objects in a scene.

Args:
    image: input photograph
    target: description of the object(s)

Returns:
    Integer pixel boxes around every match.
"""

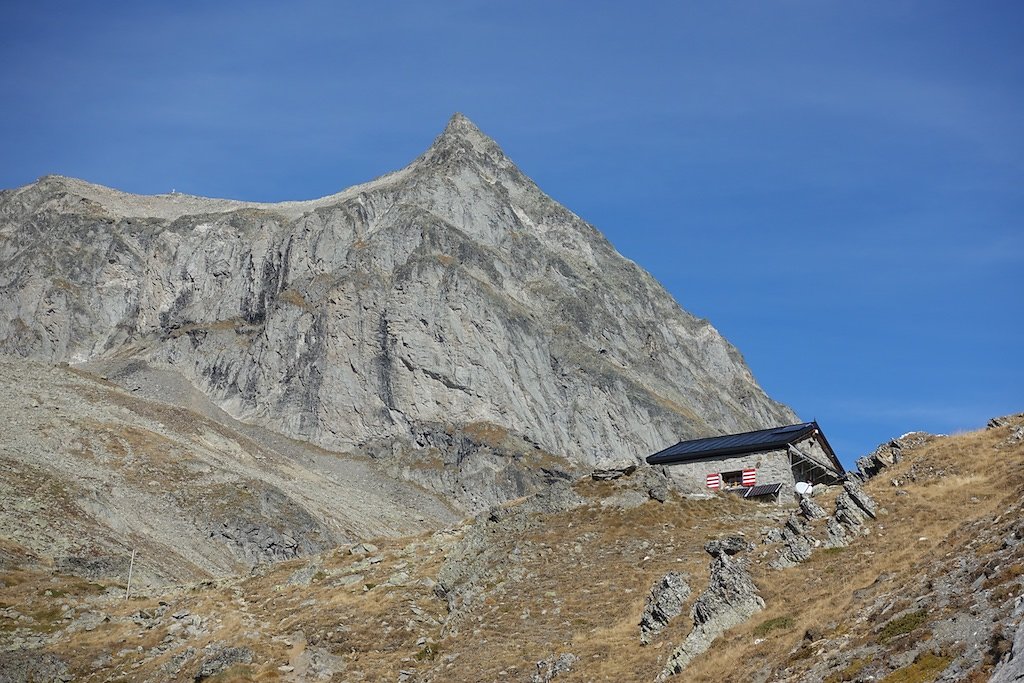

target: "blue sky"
[2,1,1021,465]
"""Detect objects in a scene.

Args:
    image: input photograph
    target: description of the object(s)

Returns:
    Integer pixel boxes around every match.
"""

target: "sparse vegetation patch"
[753,615,795,637]
[878,610,929,643]
[824,656,872,683]
[878,652,952,683]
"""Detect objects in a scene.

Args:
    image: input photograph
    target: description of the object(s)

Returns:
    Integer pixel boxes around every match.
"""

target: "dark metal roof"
[646,421,831,466]
[744,483,784,498]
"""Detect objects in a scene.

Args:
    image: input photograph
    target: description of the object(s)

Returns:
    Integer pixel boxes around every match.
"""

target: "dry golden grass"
[435,493,773,682]
[461,420,511,448]
[683,421,1024,682]
[0,531,456,681]
[3,420,1020,681]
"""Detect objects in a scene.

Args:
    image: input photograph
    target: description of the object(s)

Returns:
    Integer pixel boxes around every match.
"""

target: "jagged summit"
[430,112,507,158]
[440,112,489,143]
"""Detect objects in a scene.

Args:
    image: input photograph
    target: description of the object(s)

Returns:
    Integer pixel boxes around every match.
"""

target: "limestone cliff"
[0,114,795,486]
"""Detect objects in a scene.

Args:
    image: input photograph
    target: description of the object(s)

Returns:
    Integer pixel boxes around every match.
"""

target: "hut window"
[721,470,744,488]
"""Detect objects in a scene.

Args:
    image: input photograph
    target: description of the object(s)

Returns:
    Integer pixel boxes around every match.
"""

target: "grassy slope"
[0,419,1021,682]
[689,420,1024,682]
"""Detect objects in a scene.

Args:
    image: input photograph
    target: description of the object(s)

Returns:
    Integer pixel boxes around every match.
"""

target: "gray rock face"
[842,479,877,519]
[799,495,828,520]
[434,481,584,632]
[855,442,901,479]
[194,644,253,681]
[53,555,130,581]
[591,464,638,481]
[643,466,673,502]
[0,358,458,586]
[824,482,880,549]
[0,651,71,683]
[658,545,764,679]
[640,571,691,644]
[0,114,795,487]
[769,514,815,569]
[704,535,754,558]
[1011,426,1024,443]
[688,552,763,629]
[856,432,933,480]
[834,491,868,528]
[205,486,331,564]
[763,479,881,561]
[823,515,853,549]
[360,420,574,513]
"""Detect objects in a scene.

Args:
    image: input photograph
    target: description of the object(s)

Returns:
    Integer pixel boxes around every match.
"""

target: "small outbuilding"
[646,421,845,499]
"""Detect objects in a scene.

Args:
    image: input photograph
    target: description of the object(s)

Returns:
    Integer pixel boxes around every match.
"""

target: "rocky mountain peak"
[0,116,796,510]
[439,112,492,148]
[412,112,519,181]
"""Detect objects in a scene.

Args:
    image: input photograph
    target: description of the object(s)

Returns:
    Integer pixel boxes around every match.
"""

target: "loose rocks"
[531,653,578,682]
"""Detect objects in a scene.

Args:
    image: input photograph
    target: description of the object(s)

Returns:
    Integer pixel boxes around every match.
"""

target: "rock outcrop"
[704,535,753,558]
[825,480,879,548]
[639,571,691,644]
[0,114,795,502]
[531,653,579,683]
[0,651,71,683]
[1,418,1021,681]
[798,495,828,520]
[766,480,881,567]
[591,464,638,481]
[194,644,253,681]
[856,432,933,479]
[658,540,764,679]
[204,487,332,565]
[842,479,878,518]
[990,598,1024,683]
[770,513,816,569]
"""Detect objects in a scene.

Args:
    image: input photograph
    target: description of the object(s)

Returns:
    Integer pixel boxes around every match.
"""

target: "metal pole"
[125,548,136,601]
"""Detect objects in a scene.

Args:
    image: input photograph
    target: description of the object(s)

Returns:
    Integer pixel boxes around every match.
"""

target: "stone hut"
[646,422,845,500]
